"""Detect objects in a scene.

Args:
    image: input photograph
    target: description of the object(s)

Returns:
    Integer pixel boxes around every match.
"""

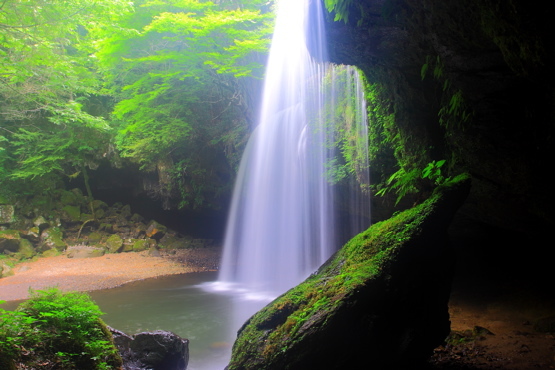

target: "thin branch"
[0,126,16,134]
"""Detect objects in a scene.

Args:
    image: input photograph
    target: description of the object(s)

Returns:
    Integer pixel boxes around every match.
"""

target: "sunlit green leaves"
[324,0,354,23]
[0,0,273,209]
[0,0,132,191]
[97,0,273,208]
[1,287,121,369]
[0,0,133,115]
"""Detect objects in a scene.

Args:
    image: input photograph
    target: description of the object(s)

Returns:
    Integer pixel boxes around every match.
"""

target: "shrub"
[0,287,122,369]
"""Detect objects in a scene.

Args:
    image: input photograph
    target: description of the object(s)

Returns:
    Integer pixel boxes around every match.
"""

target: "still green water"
[89,272,234,370]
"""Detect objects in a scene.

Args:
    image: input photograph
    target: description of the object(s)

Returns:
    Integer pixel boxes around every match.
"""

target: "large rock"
[33,216,50,230]
[62,205,81,223]
[146,220,167,240]
[60,188,85,206]
[227,174,471,370]
[16,238,36,259]
[0,230,21,253]
[110,328,189,370]
[39,227,66,251]
[106,234,123,253]
[0,205,15,224]
[134,239,155,252]
[0,261,14,278]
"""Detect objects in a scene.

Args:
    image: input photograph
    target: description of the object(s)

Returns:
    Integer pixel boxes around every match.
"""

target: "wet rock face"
[324,0,554,278]
[110,328,189,370]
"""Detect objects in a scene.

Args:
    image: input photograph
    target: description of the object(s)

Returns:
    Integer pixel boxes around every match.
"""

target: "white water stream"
[204,0,370,367]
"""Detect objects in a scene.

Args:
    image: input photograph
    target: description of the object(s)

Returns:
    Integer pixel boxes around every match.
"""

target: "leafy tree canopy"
[96,0,273,209]
[1,0,274,210]
[0,0,133,196]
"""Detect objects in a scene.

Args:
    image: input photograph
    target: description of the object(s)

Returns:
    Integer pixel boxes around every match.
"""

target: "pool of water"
[89,272,235,370]
[1,272,272,369]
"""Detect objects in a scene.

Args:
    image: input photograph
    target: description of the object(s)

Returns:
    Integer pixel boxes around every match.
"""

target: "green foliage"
[375,167,420,205]
[9,108,111,180]
[375,159,450,205]
[322,65,370,192]
[0,0,131,120]
[0,0,131,195]
[365,53,465,207]
[0,288,121,369]
[438,89,472,129]
[98,0,273,209]
[421,55,473,130]
[364,77,428,205]
[422,159,449,185]
[324,0,354,23]
[323,0,376,27]
[0,0,272,210]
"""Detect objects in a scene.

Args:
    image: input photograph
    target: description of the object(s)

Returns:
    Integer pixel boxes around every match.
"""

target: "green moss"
[132,239,150,252]
[87,231,104,243]
[42,248,61,257]
[16,239,36,260]
[40,227,66,251]
[106,234,123,253]
[62,205,81,222]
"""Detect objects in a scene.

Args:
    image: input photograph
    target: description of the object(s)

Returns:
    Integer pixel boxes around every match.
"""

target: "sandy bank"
[0,248,221,302]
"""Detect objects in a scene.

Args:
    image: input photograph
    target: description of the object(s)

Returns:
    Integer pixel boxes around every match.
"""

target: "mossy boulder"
[25,226,41,242]
[40,227,66,252]
[131,239,154,252]
[16,238,36,259]
[42,248,61,257]
[0,204,15,224]
[159,233,190,249]
[131,222,147,239]
[99,223,114,233]
[80,213,94,222]
[62,205,81,223]
[92,199,108,211]
[87,231,104,244]
[33,216,50,230]
[122,239,134,252]
[227,174,471,370]
[60,189,85,206]
[145,220,167,240]
[120,204,132,219]
[130,213,145,223]
[94,208,106,219]
[0,260,15,277]
[106,234,123,253]
[0,230,21,253]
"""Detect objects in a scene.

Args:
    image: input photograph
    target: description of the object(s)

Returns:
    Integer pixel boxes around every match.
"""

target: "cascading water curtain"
[218,0,370,300]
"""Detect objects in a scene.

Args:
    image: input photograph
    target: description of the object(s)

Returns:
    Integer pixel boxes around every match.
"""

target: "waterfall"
[215,0,370,321]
